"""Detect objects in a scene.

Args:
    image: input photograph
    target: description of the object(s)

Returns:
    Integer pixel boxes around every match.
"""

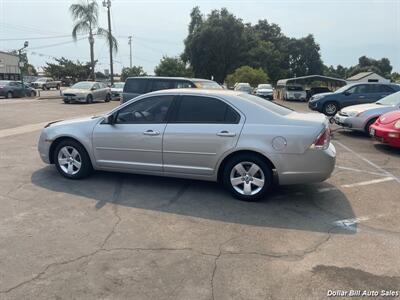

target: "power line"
[29,37,87,50]
[0,34,85,41]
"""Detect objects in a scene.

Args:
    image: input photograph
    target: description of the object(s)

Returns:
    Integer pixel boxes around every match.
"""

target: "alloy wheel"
[230,161,265,195]
[57,146,82,175]
[325,103,337,115]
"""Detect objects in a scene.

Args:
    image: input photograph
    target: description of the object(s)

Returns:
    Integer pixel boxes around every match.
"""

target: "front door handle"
[143,130,160,136]
[217,130,236,137]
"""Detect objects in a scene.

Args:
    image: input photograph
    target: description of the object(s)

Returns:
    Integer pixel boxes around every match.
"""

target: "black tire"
[323,102,338,116]
[54,139,93,179]
[222,153,272,201]
[86,94,93,104]
[30,90,36,97]
[6,91,13,99]
[364,118,377,134]
[63,99,70,104]
[105,93,111,102]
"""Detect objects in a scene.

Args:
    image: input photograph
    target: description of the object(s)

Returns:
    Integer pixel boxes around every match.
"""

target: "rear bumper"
[370,125,400,148]
[277,143,336,185]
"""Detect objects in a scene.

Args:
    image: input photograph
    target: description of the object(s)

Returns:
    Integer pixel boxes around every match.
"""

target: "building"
[275,75,347,101]
[346,71,390,83]
[0,51,20,80]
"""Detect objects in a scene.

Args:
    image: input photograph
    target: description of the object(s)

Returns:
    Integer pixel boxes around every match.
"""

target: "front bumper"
[63,95,86,102]
[38,130,52,164]
[308,101,320,111]
[277,143,336,185]
[256,94,273,100]
[334,114,368,131]
[111,92,121,100]
[370,125,400,148]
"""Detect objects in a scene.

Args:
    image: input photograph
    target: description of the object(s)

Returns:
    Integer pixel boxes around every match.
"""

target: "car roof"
[125,76,216,83]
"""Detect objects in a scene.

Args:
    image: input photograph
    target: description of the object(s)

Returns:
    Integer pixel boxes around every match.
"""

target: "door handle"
[143,130,160,136]
[217,130,236,137]
[358,95,365,98]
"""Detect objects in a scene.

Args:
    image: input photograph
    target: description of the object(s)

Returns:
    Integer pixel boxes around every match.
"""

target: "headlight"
[347,111,358,117]
[394,120,400,129]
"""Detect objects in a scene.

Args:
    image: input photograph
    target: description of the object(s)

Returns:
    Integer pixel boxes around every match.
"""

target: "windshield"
[235,85,252,92]
[193,81,222,90]
[258,84,272,89]
[71,82,93,89]
[376,91,400,106]
[239,93,293,116]
[112,82,125,88]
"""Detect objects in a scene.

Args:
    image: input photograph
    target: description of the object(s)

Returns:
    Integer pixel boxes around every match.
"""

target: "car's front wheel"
[54,139,92,179]
[323,102,338,116]
[6,91,13,99]
[86,94,93,104]
[222,154,272,201]
[105,93,111,102]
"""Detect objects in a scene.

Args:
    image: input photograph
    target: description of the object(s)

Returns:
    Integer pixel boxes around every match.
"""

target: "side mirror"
[91,86,97,91]
[105,114,116,125]
[344,91,351,96]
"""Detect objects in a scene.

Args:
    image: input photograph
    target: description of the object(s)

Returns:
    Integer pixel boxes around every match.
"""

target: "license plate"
[370,128,375,136]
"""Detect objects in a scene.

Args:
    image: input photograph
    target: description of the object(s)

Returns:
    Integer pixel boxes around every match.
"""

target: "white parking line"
[333,214,386,230]
[341,177,395,188]
[336,165,388,177]
[334,141,400,184]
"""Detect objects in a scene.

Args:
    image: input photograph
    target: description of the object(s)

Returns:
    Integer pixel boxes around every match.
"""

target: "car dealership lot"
[1,98,400,299]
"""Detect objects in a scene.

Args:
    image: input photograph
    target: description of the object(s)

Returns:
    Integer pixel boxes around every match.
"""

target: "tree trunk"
[89,30,95,81]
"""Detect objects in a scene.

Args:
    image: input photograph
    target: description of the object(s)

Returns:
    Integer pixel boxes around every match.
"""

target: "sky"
[0,0,399,76]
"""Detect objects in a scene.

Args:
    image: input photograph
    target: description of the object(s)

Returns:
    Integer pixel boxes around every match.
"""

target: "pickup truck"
[31,77,61,90]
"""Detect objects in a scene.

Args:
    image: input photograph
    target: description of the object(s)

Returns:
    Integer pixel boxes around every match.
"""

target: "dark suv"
[121,77,222,103]
[308,82,400,116]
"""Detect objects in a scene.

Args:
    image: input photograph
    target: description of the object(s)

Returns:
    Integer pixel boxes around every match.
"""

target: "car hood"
[48,116,101,128]
[257,89,273,93]
[342,103,383,114]
[62,88,89,94]
[379,111,400,124]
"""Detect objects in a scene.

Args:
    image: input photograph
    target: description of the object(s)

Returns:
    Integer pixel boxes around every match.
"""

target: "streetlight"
[103,0,114,85]
[18,41,29,95]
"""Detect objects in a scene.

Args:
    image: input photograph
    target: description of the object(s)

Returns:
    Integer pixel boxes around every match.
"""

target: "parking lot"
[1,97,400,299]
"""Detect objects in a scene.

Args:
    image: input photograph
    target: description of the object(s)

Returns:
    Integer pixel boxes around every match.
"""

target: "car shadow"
[373,143,400,156]
[31,167,356,235]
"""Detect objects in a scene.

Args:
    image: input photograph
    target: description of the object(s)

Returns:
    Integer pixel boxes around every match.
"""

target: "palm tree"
[70,0,118,80]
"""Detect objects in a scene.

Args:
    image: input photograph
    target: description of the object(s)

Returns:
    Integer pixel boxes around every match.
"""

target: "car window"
[116,95,174,124]
[94,83,101,89]
[175,81,195,88]
[172,96,240,124]
[378,85,394,93]
[124,78,148,94]
[150,80,174,92]
[347,84,367,94]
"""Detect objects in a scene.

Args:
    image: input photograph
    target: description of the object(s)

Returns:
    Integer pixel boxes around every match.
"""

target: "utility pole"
[18,41,29,96]
[103,0,114,85]
[128,36,132,68]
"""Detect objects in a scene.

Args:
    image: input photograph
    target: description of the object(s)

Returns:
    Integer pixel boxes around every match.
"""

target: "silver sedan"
[38,89,335,201]
[62,81,111,104]
[334,91,400,133]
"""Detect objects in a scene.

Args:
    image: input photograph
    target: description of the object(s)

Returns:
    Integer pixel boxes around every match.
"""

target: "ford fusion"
[38,89,336,201]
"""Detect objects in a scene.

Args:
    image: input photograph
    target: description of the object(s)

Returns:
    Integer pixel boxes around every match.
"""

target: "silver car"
[334,91,400,133]
[62,81,111,104]
[38,89,335,201]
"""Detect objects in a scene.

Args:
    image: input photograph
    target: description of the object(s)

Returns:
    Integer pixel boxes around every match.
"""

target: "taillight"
[311,127,330,150]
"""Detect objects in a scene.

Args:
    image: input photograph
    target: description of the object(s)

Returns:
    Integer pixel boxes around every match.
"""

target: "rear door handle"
[143,130,160,136]
[217,130,236,137]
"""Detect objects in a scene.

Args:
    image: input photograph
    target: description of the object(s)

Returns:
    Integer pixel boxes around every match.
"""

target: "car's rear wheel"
[6,91,13,99]
[365,118,378,134]
[222,154,272,201]
[323,102,338,116]
[54,139,92,179]
[86,94,93,104]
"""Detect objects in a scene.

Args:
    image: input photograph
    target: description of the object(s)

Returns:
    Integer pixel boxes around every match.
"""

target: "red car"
[370,111,400,148]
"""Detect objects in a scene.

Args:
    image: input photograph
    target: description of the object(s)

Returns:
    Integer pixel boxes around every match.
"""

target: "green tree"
[69,0,118,80]
[44,57,91,81]
[120,66,147,81]
[154,56,193,77]
[183,7,247,82]
[391,72,400,83]
[9,50,37,76]
[225,66,269,87]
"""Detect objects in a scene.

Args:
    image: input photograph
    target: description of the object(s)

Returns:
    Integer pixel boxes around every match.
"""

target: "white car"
[284,85,307,101]
[62,81,111,104]
[110,82,125,101]
[255,84,274,100]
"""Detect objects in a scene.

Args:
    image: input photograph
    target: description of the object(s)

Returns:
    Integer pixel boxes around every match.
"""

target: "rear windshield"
[239,93,293,116]
[287,86,303,91]
[124,78,148,94]
[193,81,222,90]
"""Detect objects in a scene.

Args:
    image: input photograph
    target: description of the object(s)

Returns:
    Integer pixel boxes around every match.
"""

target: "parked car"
[283,85,307,101]
[370,111,400,148]
[111,82,125,101]
[334,91,400,133]
[306,87,331,101]
[234,83,253,94]
[0,80,37,98]
[62,81,111,104]
[308,83,400,116]
[31,77,61,90]
[38,89,335,201]
[255,84,273,100]
[121,76,222,103]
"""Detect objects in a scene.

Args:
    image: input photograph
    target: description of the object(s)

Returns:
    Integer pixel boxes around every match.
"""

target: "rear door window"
[124,78,148,94]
